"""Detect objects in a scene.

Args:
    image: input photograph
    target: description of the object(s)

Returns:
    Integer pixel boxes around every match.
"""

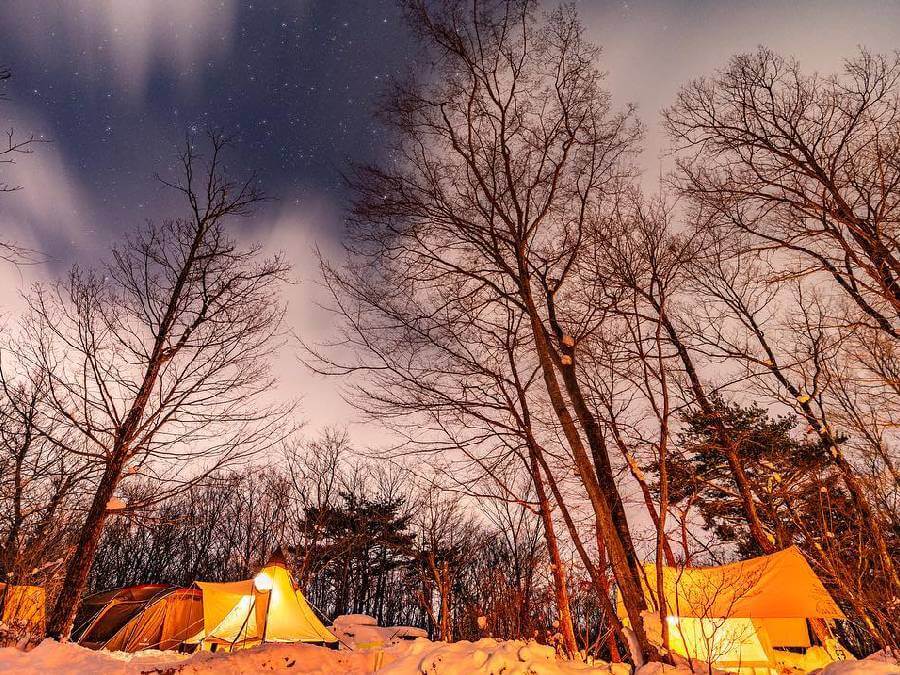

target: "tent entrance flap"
[666,616,776,667]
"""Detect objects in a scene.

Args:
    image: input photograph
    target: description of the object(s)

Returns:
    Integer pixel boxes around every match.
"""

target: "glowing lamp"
[254,571,274,592]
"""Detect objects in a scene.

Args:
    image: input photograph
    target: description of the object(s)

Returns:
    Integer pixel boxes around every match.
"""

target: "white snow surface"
[819,649,900,675]
[0,638,895,674]
[331,613,428,650]
[0,637,621,675]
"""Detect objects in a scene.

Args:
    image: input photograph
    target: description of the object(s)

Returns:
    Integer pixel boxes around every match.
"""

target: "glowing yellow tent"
[0,583,45,634]
[193,552,337,651]
[617,547,845,670]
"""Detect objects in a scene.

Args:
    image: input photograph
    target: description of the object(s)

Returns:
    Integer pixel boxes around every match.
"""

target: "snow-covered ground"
[0,638,609,675]
[0,638,896,675]
[331,613,428,650]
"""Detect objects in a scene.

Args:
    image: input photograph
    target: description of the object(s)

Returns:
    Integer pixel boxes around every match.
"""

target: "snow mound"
[172,642,379,674]
[335,613,379,627]
[0,639,190,674]
[0,639,379,674]
[819,649,900,675]
[331,614,428,650]
[1,637,890,675]
[377,638,625,675]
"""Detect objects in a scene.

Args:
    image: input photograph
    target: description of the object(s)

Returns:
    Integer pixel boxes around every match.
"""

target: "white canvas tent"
[617,546,846,671]
[193,551,337,651]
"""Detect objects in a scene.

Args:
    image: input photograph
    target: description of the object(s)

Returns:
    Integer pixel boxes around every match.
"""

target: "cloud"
[250,197,366,437]
[0,0,238,96]
[0,105,99,272]
[578,0,900,186]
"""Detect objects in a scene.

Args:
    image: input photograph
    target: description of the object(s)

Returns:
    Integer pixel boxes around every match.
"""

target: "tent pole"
[260,588,271,645]
[230,595,256,652]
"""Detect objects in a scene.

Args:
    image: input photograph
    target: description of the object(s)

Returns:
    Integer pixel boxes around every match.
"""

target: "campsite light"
[254,571,274,592]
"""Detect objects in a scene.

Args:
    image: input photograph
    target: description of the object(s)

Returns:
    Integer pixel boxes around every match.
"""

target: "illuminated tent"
[0,583,45,634]
[76,553,336,653]
[617,546,845,669]
[193,551,337,651]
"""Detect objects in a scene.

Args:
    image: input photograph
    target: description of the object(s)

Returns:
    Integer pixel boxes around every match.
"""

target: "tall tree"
[665,49,900,592]
[7,133,291,638]
[313,0,663,660]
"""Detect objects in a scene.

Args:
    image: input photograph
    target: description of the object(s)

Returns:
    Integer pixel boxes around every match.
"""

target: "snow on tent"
[0,583,45,634]
[192,550,337,652]
[616,546,846,671]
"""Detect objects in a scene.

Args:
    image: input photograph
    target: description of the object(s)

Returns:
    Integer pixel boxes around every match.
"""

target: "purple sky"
[2,0,900,443]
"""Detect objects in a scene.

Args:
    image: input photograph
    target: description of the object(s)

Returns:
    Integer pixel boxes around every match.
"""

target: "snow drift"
[0,637,896,674]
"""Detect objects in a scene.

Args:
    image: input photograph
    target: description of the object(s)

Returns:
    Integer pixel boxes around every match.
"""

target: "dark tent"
[75,584,172,648]
[102,588,204,652]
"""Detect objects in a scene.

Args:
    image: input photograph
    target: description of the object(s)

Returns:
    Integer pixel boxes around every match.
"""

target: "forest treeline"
[0,0,897,663]
[86,432,581,647]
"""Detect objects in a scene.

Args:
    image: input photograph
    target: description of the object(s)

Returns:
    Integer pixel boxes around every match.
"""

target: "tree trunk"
[654,309,672,655]
[724,448,775,554]
[527,440,579,657]
[533,443,627,651]
[518,269,659,663]
[1,454,24,579]
[545,290,645,584]
[658,309,776,555]
[46,459,124,638]
[608,422,677,566]
[439,560,451,642]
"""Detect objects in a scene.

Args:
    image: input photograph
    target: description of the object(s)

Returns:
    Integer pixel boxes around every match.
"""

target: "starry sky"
[0,0,417,261]
[2,0,900,437]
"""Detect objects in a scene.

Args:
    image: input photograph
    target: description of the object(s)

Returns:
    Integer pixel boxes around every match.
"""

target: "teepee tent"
[194,551,337,651]
[617,546,845,669]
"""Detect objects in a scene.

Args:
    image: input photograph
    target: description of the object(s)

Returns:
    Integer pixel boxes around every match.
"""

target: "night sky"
[2,0,900,435]
[0,1,417,263]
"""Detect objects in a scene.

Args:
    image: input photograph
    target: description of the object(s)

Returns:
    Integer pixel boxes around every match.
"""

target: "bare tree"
[665,561,766,675]
[0,367,91,593]
[309,0,665,660]
[681,241,899,646]
[5,133,292,637]
[664,49,900,595]
[665,48,900,339]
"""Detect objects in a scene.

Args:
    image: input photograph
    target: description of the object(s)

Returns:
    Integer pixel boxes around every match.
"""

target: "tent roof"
[266,547,288,568]
[631,546,844,620]
[82,584,171,608]
[76,585,174,645]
